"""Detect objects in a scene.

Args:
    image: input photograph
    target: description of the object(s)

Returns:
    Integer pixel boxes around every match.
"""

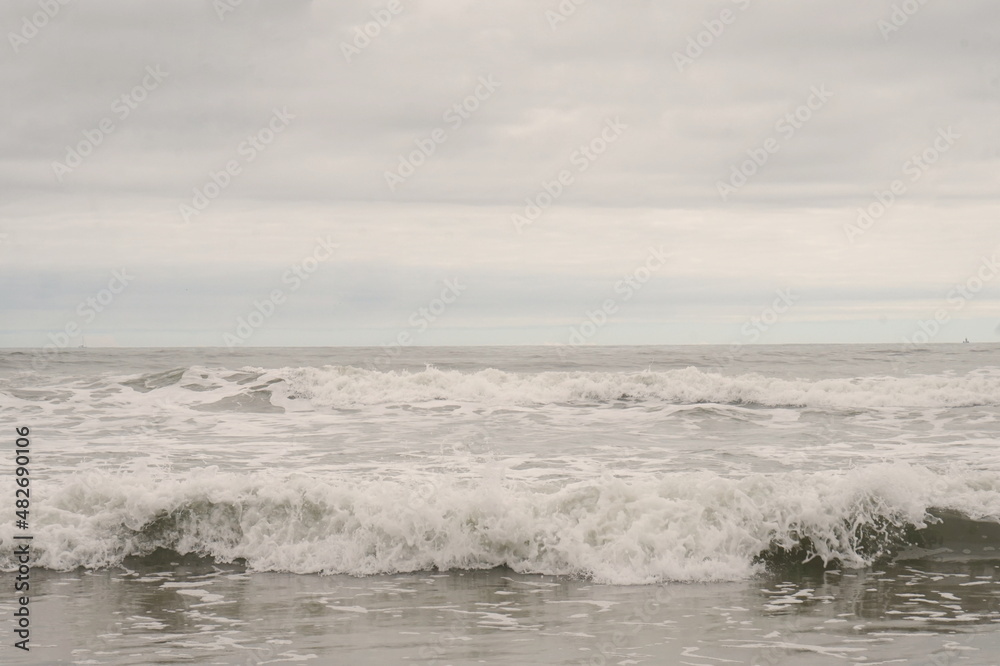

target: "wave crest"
[7,464,1000,583]
[259,365,1000,409]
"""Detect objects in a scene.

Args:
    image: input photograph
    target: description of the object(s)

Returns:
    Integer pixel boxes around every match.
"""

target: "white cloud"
[2,0,998,347]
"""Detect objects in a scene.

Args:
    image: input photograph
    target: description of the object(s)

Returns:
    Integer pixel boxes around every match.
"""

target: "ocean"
[3,344,1000,665]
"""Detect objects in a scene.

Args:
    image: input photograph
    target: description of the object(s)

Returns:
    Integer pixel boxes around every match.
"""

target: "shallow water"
[7,558,1000,665]
[3,344,1000,663]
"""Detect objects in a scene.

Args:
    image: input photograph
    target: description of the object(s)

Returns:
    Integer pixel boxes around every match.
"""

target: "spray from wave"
[11,365,1000,413]
[6,463,1000,584]
[51,364,998,413]
[264,365,1000,409]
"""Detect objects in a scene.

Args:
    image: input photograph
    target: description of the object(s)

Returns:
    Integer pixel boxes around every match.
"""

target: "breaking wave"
[5,463,1000,584]
[91,365,1000,411]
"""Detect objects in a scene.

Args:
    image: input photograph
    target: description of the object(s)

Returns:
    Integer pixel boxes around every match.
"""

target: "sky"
[2,0,998,349]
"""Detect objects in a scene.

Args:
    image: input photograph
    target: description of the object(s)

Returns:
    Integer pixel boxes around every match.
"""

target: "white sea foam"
[7,365,998,418]
[260,365,1000,410]
[5,463,1000,584]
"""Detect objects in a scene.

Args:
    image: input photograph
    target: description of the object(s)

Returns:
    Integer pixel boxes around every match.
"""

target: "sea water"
[2,344,1000,664]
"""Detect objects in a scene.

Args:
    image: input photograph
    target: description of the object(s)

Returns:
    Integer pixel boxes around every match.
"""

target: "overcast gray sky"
[2,0,998,349]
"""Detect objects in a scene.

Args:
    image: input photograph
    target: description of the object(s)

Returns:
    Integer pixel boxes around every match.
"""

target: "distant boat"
[963,338,970,343]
